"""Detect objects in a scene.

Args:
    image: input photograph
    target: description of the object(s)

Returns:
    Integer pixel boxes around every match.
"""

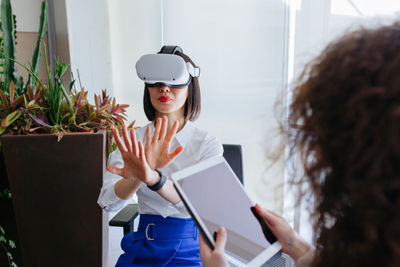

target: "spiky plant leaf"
[28,0,47,89]
[1,109,21,127]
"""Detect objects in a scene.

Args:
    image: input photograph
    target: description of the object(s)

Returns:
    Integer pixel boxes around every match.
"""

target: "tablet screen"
[173,157,280,266]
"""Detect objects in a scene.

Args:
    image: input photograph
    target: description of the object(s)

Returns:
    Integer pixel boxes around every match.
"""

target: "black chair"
[109,144,244,235]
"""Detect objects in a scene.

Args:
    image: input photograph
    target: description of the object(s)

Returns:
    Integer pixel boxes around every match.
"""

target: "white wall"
[107,0,162,126]
[6,0,43,32]
[66,0,113,98]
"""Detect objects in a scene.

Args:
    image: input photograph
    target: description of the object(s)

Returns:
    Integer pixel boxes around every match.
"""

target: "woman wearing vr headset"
[98,46,223,266]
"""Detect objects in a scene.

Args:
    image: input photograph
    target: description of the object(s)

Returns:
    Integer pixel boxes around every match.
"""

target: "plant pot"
[1,130,107,267]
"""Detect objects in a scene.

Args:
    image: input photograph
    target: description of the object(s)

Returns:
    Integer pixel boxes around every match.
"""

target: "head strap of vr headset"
[158,45,183,55]
[158,45,200,78]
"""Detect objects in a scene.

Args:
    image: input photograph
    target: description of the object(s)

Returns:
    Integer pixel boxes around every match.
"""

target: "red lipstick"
[159,96,171,103]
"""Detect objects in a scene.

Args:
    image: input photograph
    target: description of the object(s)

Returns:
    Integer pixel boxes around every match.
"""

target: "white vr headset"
[135,46,200,88]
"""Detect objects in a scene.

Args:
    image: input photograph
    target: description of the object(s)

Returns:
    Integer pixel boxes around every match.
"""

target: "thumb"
[106,165,123,176]
[214,226,227,253]
[199,232,211,258]
[168,145,184,160]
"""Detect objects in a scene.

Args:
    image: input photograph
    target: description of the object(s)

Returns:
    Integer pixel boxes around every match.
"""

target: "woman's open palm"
[145,116,184,169]
[107,125,154,184]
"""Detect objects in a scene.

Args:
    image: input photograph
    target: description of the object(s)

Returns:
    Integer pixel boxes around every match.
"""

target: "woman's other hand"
[254,204,313,263]
[107,124,159,185]
[199,226,229,267]
[145,116,184,169]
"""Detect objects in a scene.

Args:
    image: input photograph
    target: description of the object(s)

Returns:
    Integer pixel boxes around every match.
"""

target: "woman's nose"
[159,85,170,92]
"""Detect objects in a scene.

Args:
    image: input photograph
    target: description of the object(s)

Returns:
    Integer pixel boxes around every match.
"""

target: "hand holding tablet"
[171,156,282,266]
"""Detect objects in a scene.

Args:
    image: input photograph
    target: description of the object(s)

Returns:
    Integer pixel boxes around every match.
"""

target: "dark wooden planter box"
[1,131,106,267]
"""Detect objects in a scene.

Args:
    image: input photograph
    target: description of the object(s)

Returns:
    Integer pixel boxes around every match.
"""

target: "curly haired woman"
[200,21,400,267]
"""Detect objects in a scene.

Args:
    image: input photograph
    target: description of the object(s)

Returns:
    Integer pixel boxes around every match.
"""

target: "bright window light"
[332,0,400,17]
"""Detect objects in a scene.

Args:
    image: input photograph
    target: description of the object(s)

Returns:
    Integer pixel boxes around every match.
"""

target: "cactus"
[28,1,48,90]
[0,0,48,96]
[0,0,17,93]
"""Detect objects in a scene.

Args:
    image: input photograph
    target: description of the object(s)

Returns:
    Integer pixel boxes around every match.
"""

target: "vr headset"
[135,46,200,88]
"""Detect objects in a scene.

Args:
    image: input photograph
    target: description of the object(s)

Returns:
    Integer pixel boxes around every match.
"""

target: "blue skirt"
[116,214,202,267]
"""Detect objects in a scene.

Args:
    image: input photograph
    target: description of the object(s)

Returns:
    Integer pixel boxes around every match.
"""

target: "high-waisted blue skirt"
[116,214,202,267]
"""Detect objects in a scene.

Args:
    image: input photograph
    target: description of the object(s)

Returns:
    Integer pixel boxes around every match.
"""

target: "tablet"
[171,156,282,267]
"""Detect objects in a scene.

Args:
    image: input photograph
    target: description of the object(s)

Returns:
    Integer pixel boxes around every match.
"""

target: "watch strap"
[147,169,167,191]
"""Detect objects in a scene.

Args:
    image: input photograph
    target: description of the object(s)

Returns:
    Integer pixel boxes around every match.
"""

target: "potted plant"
[0,1,133,266]
[0,0,47,265]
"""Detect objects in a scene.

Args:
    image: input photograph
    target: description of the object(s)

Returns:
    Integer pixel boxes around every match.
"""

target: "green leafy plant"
[0,187,17,267]
[4,55,133,156]
[0,222,17,267]
[0,0,133,153]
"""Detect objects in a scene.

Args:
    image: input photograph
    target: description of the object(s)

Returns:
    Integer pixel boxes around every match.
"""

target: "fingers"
[112,127,128,152]
[146,126,151,147]
[255,204,275,226]
[199,233,211,257]
[152,118,162,143]
[166,120,179,142]
[106,165,123,176]
[138,141,146,161]
[159,116,168,140]
[130,129,138,156]
[255,204,279,227]
[214,226,227,253]
[122,124,132,152]
[168,145,184,161]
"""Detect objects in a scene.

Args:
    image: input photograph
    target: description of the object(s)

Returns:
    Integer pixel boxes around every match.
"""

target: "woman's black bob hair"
[143,51,201,121]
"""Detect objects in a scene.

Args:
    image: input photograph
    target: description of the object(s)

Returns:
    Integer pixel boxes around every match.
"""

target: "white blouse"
[97,120,223,218]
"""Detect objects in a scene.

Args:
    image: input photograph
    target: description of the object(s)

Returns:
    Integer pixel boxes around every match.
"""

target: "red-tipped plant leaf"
[11,95,24,110]
[27,85,34,101]
[9,81,15,106]
[57,131,64,142]
[1,110,22,127]
[0,90,9,111]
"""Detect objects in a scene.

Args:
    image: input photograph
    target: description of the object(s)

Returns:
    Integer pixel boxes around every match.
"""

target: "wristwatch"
[147,169,167,191]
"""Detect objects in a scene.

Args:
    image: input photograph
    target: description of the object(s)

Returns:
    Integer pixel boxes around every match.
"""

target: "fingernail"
[255,203,263,211]
[219,226,226,235]
[255,204,266,215]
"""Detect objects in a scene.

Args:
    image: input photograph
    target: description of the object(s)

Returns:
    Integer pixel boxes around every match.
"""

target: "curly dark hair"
[288,21,400,266]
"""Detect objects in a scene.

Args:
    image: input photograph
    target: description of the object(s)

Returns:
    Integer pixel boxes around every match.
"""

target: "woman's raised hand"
[106,124,157,185]
[145,116,184,170]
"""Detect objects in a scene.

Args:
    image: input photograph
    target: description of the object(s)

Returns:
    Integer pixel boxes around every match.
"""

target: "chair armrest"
[109,203,139,235]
